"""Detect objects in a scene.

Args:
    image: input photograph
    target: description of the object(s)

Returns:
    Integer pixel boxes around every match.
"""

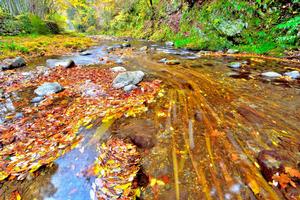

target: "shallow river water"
[1,38,300,200]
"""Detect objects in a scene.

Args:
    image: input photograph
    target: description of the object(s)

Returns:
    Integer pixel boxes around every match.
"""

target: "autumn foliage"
[0,66,162,181]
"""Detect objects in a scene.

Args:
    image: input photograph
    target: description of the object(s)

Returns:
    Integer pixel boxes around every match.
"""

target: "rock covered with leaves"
[91,138,141,200]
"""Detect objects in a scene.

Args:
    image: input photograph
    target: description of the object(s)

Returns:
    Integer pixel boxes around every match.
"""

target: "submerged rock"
[112,71,145,89]
[257,150,284,182]
[228,62,241,68]
[111,66,127,72]
[118,119,156,149]
[261,71,282,78]
[165,60,180,65]
[34,82,63,96]
[284,71,300,79]
[1,57,26,70]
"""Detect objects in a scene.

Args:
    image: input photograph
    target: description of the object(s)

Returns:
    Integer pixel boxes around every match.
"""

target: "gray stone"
[284,71,300,79]
[5,98,15,112]
[158,58,167,63]
[113,71,145,89]
[1,57,26,70]
[31,96,45,103]
[80,51,92,56]
[122,43,131,48]
[107,44,122,52]
[228,62,242,68]
[165,41,174,47]
[261,72,282,78]
[227,49,239,54]
[111,66,127,73]
[115,59,123,64]
[54,59,76,68]
[140,46,148,51]
[34,82,63,96]
[15,112,23,119]
[124,84,137,92]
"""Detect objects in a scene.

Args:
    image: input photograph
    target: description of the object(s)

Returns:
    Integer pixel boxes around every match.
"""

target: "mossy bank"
[99,0,299,56]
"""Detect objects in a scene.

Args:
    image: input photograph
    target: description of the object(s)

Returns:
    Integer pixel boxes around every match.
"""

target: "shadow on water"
[1,38,300,200]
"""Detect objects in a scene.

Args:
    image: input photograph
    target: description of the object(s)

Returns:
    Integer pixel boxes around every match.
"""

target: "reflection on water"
[1,39,300,200]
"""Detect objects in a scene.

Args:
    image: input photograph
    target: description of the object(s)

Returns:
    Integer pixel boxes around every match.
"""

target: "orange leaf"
[272,173,291,189]
[285,167,300,179]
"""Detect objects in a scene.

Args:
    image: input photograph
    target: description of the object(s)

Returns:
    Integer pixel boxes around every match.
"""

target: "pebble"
[228,62,241,68]
[261,71,282,78]
[284,71,300,79]
[31,96,45,103]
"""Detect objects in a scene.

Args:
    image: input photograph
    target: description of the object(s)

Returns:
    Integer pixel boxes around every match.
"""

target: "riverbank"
[0,34,96,60]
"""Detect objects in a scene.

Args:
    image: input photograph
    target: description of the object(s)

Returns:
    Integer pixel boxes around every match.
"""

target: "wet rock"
[124,84,137,92]
[80,50,92,56]
[237,105,263,124]
[111,66,126,73]
[15,112,23,119]
[165,60,180,65]
[257,150,284,181]
[112,71,145,89]
[261,71,282,78]
[107,44,122,52]
[284,71,300,79]
[228,62,241,68]
[115,59,123,64]
[1,57,26,70]
[34,82,63,96]
[140,46,148,51]
[158,58,167,63]
[122,43,131,48]
[227,49,239,54]
[165,41,174,47]
[54,59,76,68]
[31,96,45,103]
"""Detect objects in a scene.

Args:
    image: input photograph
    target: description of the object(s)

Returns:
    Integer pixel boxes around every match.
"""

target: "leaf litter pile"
[0,66,162,185]
[91,138,141,200]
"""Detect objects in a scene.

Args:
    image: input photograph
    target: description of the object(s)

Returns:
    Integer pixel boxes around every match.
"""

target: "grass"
[0,34,95,60]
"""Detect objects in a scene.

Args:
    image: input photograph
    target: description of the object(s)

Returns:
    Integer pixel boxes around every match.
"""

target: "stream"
[1,38,300,200]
